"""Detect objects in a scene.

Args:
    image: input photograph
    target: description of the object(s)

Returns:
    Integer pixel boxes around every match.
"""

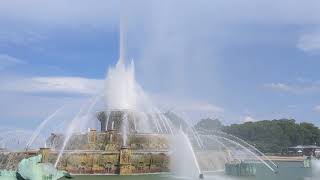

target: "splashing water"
[171,129,202,178]
[105,60,137,110]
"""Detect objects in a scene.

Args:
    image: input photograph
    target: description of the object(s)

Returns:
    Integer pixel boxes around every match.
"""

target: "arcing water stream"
[26,106,65,150]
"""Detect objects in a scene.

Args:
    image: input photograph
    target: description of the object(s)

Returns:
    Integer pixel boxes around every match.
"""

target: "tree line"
[194,118,320,153]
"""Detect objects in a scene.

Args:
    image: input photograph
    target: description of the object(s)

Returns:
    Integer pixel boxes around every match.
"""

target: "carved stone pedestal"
[119,146,132,175]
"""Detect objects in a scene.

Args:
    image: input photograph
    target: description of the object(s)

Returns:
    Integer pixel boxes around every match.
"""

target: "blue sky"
[0,0,320,129]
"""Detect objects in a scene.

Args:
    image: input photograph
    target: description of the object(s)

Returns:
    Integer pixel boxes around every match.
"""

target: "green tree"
[195,118,320,153]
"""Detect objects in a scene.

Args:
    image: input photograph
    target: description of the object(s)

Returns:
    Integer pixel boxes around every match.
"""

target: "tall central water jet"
[104,14,138,147]
[105,16,138,111]
[119,14,126,65]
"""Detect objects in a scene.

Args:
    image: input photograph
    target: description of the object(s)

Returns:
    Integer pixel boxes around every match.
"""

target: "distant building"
[288,145,320,157]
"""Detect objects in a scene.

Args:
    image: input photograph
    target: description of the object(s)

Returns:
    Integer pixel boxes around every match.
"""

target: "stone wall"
[50,150,169,175]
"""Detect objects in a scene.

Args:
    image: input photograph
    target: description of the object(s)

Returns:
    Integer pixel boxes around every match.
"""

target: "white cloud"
[150,93,224,122]
[264,83,294,92]
[264,81,320,94]
[0,76,104,95]
[177,103,224,113]
[151,94,224,113]
[297,32,320,53]
[173,102,225,124]
[314,105,320,113]
[0,76,106,128]
[0,54,26,70]
[0,30,47,46]
[242,116,256,123]
[0,90,102,131]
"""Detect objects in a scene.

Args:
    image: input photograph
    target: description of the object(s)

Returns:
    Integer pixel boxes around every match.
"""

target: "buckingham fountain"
[0,19,296,180]
[0,63,281,179]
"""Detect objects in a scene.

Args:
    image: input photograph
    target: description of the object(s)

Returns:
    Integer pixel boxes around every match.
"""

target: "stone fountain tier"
[0,130,171,175]
[0,109,172,176]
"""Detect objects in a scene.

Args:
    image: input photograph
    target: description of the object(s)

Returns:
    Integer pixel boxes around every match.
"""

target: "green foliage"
[194,118,320,153]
